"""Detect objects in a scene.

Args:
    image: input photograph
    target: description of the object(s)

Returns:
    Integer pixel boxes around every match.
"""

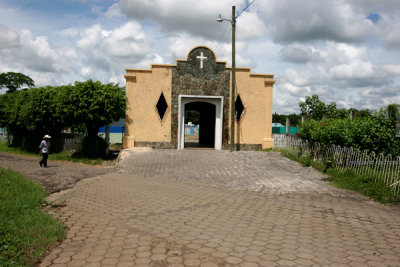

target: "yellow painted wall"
[123,65,172,148]
[229,68,275,149]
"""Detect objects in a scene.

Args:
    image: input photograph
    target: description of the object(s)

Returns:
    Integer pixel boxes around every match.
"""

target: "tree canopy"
[0,80,126,151]
[299,94,348,120]
[62,80,126,137]
[0,72,35,93]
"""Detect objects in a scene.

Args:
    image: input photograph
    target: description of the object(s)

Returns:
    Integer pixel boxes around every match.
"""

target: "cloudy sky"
[0,0,399,114]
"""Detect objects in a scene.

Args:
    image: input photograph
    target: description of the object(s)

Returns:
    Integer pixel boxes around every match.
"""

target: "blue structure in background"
[98,119,125,144]
[98,126,125,134]
[184,124,199,136]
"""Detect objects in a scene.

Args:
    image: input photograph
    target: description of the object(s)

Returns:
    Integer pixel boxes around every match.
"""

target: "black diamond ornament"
[156,93,168,120]
[235,95,244,121]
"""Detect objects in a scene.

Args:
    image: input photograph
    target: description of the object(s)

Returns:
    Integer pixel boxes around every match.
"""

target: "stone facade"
[123,46,275,150]
[171,47,230,148]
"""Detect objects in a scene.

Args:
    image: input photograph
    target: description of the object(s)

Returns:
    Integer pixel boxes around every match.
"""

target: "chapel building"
[123,46,275,150]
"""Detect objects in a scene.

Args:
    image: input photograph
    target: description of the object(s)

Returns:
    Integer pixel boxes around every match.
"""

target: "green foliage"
[0,72,34,93]
[63,80,126,137]
[299,94,328,120]
[78,136,107,158]
[0,79,126,155]
[185,110,200,124]
[299,94,348,120]
[387,103,400,120]
[299,111,400,156]
[348,108,372,119]
[0,168,65,266]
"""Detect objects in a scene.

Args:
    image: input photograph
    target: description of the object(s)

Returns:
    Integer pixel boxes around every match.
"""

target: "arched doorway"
[184,102,215,148]
[178,95,224,150]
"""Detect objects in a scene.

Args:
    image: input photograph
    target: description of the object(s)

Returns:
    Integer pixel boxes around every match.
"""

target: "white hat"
[44,135,51,139]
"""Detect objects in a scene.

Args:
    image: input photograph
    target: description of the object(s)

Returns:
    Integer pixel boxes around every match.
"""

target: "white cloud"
[235,11,267,41]
[0,26,78,76]
[256,0,375,44]
[104,3,122,18]
[0,24,19,49]
[381,15,400,50]
[77,22,152,62]
[283,69,309,86]
[274,40,400,112]
[313,42,398,87]
[116,0,266,41]
[76,21,163,84]
[381,64,400,75]
[280,43,321,64]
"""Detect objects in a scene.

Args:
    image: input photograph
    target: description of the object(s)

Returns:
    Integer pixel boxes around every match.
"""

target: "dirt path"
[0,152,115,194]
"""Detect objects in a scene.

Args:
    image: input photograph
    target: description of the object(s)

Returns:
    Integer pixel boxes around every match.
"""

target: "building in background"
[98,119,125,144]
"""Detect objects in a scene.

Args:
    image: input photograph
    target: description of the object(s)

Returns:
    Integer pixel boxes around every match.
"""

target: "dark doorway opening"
[184,102,216,149]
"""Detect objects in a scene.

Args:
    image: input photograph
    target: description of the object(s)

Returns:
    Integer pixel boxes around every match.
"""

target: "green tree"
[62,80,126,137]
[0,86,65,150]
[300,94,350,120]
[387,104,400,120]
[60,80,125,158]
[272,113,286,125]
[185,110,200,124]
[0,72,34,93]
[299,95,327,120]
[348,108,371,119]
[0,80,126,156]
[287,113,301,126]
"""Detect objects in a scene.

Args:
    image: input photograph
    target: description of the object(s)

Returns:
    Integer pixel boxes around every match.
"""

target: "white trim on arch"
[178,95,224,150]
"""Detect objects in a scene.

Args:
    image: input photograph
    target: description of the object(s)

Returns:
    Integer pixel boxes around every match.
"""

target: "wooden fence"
[273,134,400,194]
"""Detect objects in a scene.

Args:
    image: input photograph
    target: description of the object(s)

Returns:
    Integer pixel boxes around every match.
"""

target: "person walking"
[39,135,51,167]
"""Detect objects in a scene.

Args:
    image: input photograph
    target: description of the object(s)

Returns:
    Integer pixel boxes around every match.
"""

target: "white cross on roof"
[196,52,207,69]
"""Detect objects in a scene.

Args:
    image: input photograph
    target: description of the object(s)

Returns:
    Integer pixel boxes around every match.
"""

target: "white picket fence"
[273,134,400,194]
[273,134,304,148]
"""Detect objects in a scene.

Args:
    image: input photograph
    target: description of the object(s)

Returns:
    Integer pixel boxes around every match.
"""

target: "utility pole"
[217,1,256,152]
[230,5,236,152]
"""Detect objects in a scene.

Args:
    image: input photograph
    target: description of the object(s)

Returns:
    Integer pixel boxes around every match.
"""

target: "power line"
[216,22,231,59]
[236,0,256,18]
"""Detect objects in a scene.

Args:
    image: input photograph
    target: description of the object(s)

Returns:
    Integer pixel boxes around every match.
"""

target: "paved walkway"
[41,149,400,266]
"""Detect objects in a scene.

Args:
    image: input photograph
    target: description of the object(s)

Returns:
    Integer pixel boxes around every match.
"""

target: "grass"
[324,168,400,204]
[0,141,116,165]
[276,148,400,204]
[0,167,65,266]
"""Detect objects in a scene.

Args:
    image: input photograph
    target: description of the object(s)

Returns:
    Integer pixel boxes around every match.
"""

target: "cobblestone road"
[41,149,400,266]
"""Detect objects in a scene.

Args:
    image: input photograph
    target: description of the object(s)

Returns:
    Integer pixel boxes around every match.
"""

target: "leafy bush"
[78,136,107,158]
[299,111,400,156]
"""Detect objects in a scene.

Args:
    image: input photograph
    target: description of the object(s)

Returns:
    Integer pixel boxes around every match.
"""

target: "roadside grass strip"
[0,167,65,266]
[278,149,400,204]
[0,141,104,165]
